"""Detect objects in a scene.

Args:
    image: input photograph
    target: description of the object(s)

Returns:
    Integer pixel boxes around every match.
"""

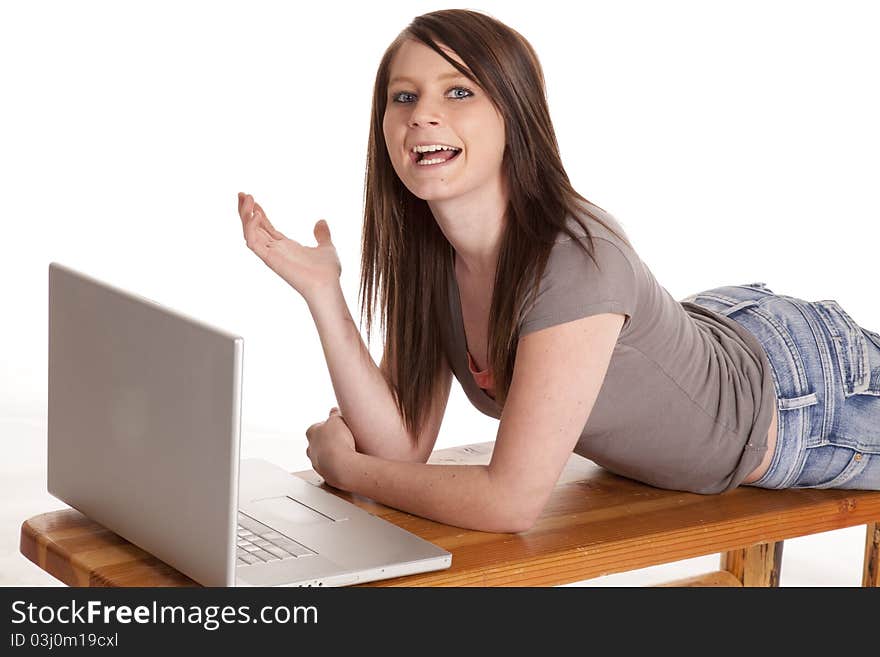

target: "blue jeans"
[682,282,880,490]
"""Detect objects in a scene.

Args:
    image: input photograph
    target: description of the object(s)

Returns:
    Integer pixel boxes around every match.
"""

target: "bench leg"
[864,522,879,587]
[652,570,743,587]
[720,541,784,587]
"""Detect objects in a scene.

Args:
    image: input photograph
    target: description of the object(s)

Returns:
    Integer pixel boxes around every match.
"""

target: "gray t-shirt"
[444,204,776,494]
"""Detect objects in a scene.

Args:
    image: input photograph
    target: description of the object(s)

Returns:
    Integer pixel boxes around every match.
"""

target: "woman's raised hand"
[237,192,341,303]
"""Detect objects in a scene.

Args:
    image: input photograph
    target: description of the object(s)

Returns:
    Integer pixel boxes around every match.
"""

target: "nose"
[410,118,440,128]
[407,98,443,128]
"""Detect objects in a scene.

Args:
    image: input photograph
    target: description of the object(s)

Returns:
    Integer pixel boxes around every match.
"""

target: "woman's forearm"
[306,284,419,462]
[336,451,529,533]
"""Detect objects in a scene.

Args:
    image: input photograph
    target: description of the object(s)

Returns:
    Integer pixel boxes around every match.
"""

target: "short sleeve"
[518,236,638,338]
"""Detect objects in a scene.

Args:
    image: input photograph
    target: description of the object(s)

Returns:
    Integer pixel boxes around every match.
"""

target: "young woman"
[236,9,880,533]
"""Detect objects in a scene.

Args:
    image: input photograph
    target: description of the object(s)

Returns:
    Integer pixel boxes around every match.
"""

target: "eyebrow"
[388,71,470,86]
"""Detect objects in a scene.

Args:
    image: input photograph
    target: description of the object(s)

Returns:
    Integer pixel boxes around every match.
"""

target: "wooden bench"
[20,441,880,587]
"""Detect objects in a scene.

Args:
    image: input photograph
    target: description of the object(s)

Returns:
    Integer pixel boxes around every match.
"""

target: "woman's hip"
[682,282,880,490]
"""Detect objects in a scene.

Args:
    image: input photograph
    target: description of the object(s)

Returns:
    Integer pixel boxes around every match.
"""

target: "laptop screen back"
[47,262,243,586]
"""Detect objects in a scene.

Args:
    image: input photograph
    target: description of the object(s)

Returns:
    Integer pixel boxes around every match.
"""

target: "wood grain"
[864,522,880,587]
[653,570,743,587]
[721,541,784,587]
[19,441,880,587]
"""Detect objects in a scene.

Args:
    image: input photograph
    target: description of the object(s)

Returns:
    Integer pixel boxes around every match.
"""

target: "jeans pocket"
[794,445,871,489]
[812,300,880,397]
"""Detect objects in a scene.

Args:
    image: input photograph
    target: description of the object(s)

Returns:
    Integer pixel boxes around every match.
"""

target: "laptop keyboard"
[236,512,316,566]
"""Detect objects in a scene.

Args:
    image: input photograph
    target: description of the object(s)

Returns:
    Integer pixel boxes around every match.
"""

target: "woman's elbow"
[507,518,536,533]
[485,481,543,533]
[497,515,537,534]
[491,500,540,534]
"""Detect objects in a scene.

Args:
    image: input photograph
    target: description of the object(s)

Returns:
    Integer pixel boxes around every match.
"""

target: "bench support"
[653,570,743,587]
[864,522,880,587]
[720,541,784,586]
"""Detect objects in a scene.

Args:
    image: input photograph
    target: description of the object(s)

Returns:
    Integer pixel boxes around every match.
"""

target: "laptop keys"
[237,550,261,565]
[250,548,278,562]
[235,512,317,565]
[272,537,314,558]
[263,545,288,559]
[237,512,273,535]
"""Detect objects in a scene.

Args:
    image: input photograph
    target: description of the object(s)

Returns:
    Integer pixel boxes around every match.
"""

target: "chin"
[398,173,456,197]
[407,185,461,202]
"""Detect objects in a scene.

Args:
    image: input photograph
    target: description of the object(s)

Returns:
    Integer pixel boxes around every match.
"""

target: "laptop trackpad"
[249,496,335,526]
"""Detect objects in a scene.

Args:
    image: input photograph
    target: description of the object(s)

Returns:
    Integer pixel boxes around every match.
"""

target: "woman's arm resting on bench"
[307,312,624,533]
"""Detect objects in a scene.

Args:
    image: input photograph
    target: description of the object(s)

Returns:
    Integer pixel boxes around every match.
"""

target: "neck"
[428,176,508,280]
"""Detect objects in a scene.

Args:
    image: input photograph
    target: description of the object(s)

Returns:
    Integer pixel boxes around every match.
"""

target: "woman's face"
[382,39,506,202]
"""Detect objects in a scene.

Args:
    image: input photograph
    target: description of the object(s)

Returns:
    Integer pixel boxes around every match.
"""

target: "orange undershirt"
[466,350,496,400]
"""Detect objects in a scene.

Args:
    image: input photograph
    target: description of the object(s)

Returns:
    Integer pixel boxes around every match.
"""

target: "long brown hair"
[358,8,631,444]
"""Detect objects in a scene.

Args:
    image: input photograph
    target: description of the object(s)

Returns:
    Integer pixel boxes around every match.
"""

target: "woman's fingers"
[313,219,332,245]
[239,194,274,247]
[238,192,286,243]
[238,193,256,240]
[254,201,286,241]
[246,225,273,259]
[238,192,254,220]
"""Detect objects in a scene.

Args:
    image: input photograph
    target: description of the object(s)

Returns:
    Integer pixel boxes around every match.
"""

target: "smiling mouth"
[408,149,463,166]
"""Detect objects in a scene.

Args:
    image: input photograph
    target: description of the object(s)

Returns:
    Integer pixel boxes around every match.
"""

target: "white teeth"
[417,157,449,165]
[412,144,460,153]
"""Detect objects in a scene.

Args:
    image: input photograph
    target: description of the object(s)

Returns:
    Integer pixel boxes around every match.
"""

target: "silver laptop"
[46,262,452,587]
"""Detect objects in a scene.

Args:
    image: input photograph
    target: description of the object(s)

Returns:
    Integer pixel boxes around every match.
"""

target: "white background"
[1,0,877,586]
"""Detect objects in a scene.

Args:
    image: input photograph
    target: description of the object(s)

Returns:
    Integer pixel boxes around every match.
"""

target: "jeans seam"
[812,300,870,396]
[785,298,834,444]
[745,298,817,489]
[863,328,880,351]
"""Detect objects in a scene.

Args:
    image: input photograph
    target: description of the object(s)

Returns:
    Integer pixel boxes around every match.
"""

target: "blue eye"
[391,86,474,103]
